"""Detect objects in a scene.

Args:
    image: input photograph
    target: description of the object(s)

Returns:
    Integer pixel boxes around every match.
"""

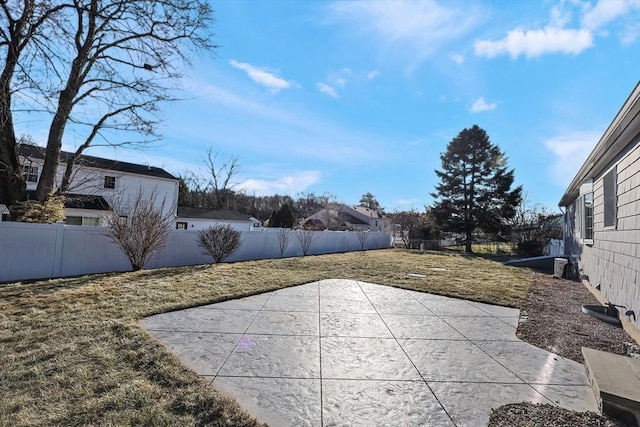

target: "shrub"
[198,224,242,264]
[104,189,174,271]
[12,194,65,223]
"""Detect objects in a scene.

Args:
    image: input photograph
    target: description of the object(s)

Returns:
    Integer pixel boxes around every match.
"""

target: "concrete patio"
[140,279,598,426]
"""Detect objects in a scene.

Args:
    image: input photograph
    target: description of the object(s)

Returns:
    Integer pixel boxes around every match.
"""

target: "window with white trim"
[583,193,593,241]
[65,216,100,226]
[176,221,188,230]
[104,175,116,189]
[23,165,39,182]
[603,167,617,228]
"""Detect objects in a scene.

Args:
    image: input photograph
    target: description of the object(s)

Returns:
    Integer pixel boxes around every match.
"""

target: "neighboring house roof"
[177,207,251,221]
[352,206,382,219]
[559,81,640,206]
[341,212,369,225]
[1,191,110,211]
[18,144,178,181]
[63,194,111,211]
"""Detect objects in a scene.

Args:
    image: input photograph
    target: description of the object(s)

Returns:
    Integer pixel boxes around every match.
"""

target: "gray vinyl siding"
[569,141,640,330]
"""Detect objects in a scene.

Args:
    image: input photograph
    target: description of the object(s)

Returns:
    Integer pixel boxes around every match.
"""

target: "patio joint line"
[317,281,324,427]
[355,280,457,426]
[212,292,272,378]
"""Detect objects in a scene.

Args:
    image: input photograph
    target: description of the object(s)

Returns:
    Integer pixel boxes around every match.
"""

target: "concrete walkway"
[140,279,597,426]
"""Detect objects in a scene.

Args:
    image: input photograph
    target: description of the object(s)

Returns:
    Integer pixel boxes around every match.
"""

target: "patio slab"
[140,279,597,427]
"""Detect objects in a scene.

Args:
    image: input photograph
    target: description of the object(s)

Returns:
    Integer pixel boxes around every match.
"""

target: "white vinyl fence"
[0,222,392,283]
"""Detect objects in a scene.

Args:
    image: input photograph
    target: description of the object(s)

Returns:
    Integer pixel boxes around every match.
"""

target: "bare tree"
[296,229,320,256]
[0,0,216,217]
[356,230,368,251]
[204,148,240,209]
[104,188,174,271]
[320,203,344,231]
[198,224,242,264]
[277,227,291,258]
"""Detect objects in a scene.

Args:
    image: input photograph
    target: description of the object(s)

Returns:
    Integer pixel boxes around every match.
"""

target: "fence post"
[52,223,65,278]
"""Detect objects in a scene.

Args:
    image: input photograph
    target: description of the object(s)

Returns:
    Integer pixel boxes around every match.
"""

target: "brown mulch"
[489,272,638,427]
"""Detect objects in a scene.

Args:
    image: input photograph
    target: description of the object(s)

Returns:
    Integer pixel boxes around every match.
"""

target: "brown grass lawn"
[0,249,532,426]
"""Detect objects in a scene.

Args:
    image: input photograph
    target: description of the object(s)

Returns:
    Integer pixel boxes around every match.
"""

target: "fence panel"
[0,223,392,282]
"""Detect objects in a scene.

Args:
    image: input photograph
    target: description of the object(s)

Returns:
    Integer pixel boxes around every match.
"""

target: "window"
[603,167,617,228]
[65,216,82,225]
[65,216,100,226]
[83,217,100,226]
[583,193,593,241]
[104,175,116,189]
[176,222,188,230]
[23,165,39,182]
[1,213,10,222]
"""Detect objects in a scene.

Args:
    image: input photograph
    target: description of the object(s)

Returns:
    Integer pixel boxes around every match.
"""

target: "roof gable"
[19,144,177,181]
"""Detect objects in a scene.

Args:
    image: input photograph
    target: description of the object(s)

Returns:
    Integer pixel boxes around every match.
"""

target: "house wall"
[565,140,640,335]
[0,222,393,282]
[1,158,179,222]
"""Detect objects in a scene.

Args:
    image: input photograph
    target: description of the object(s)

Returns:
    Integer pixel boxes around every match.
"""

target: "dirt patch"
[490,272,638,426]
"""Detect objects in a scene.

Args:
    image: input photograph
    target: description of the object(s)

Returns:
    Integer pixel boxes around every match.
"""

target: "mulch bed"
[489,272,638,427]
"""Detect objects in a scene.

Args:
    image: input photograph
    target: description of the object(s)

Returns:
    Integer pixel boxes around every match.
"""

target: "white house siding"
[566,139,640,336]
[1,157,179,222]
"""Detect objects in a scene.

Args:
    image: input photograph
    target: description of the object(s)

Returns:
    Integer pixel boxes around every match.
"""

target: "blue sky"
[58,0,640,212]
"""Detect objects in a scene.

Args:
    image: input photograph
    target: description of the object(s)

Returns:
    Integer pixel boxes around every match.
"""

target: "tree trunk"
[0,22,27,216]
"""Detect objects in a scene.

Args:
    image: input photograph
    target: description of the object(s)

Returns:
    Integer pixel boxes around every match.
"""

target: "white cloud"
[393,198,420,206]
[229,60,294,93]
[475,27,593,59]
[544,131,601,186]
[195,83,292,121]
[475,0,640,60]
[468,97,497,113]
[316,82,339,98]
[328,1,481,69]
[237,171,322,196]
[582,0,635,31]
[620,21,640,44]
[448,52,464,64]
[366,70,381,81]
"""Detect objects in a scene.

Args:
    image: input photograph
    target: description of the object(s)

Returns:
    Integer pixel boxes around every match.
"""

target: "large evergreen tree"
[431,125,522,253]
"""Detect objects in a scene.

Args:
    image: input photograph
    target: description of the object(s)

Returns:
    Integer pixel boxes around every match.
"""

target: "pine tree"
[431,125,522,253]
[276,204,296,228]
[268,210,280,227]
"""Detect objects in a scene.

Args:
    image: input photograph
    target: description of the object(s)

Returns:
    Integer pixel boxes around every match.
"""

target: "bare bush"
[356,230,368,251]
[104,189,173,271]
[277,228,292,258]
[296,229,320,256]
[198,224,242,264]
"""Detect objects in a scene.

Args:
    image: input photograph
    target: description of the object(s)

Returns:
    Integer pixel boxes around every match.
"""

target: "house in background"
[301,205,392,232]
[0,144,179,225]
[176,207,256,231]
[559,81,640,341]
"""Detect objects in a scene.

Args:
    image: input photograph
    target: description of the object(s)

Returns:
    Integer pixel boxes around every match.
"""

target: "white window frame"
[583,192,594,244]
[104,175,117,190]
[23,165,39,183]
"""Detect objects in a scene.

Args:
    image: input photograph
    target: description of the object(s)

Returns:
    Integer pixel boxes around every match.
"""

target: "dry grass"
[0,249,532,426]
